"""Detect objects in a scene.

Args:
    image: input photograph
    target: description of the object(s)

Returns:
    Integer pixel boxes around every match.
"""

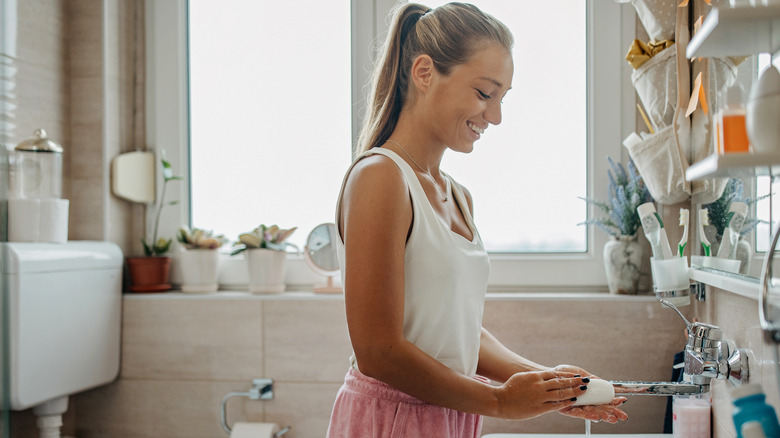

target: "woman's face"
[427,42,513,154]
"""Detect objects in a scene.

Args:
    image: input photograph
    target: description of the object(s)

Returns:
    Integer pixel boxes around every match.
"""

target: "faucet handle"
[660,299,692,330]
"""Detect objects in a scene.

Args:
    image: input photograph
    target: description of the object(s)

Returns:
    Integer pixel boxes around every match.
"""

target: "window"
[188,0,352,251]
[146,0,632,289]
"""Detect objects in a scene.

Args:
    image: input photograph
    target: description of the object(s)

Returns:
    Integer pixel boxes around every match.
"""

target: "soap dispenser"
[13,129,63,199]
[731,383,780,438]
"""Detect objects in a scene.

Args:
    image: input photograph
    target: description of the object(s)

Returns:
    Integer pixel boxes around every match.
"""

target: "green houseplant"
[232,224,298,294]
[126,154,183,292]
[580,157,653,294]
[579,157,652,238]
[176,226,227,294]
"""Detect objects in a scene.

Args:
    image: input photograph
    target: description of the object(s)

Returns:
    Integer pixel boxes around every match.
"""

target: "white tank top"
[335,148,491,376]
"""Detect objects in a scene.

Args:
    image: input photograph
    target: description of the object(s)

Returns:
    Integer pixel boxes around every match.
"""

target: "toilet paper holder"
[220,378,290,436]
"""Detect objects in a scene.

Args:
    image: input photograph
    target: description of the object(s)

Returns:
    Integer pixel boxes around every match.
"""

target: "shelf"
[685,152,780,180]
[687,5,780,59]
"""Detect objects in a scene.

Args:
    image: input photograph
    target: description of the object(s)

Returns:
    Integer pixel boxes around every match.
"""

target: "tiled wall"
[693,286,780,438]
[11,0,142,253]
[69,293,687,438]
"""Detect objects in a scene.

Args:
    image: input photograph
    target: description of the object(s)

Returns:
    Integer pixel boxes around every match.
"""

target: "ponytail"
[356,4,428,154]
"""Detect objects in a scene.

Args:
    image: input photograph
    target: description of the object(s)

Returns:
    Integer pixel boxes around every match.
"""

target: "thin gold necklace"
[386,139,450,203]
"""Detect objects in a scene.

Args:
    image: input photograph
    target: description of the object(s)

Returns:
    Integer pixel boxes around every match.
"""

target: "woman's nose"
[485,100,502,126]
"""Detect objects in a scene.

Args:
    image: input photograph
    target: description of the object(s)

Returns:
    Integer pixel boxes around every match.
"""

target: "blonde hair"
[356,2,513,154]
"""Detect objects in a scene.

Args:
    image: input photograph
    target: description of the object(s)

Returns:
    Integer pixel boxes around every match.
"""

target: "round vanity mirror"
[303,222,342,293]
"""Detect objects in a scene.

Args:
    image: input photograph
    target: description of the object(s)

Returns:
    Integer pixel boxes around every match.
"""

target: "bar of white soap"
[573,379,615,406]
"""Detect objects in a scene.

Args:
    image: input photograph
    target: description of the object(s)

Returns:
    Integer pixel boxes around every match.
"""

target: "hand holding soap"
[573,379,615,406]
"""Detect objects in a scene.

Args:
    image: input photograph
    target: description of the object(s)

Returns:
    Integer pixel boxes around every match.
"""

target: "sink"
[482,435,670,437]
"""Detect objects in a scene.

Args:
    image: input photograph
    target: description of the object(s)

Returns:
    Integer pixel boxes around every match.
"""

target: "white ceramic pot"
[603,235,643,294]
[246,248,287,294]
[178,248,220,294]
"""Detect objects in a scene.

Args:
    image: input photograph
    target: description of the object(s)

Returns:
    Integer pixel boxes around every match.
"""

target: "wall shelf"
[687,4,780,59]
[685,152,780,180]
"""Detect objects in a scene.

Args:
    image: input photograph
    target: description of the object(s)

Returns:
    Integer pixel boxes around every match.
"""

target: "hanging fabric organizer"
[623,0,736,205]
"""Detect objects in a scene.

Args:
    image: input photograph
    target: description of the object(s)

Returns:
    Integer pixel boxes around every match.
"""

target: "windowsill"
[689,266,760,300]
[123,290,662,301]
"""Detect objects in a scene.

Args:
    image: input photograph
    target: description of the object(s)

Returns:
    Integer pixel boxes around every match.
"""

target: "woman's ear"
[410,54,435,92]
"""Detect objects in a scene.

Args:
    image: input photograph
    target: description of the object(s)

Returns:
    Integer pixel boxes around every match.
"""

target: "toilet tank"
[2,241,123,410]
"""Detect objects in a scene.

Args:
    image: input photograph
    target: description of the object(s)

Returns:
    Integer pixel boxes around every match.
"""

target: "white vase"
[246,248,287,294]
[178,248,220,294]
[603,234,643,294]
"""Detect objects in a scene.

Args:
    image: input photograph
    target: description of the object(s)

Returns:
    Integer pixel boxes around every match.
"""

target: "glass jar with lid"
[14,129,63,199]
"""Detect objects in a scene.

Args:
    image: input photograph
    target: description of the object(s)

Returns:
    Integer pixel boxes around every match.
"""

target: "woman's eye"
[477,89,491,100]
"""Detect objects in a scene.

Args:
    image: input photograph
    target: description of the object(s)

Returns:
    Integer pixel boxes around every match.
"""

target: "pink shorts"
[326,367,484,438]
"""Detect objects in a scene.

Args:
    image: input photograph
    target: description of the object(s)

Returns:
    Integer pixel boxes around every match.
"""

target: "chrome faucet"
[610,300,749,397]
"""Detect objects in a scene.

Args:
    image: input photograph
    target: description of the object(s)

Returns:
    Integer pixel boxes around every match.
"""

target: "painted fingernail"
[574,374,581,377]
[582,377,591,383]
[570,397,577,402]
[580,385,588,390]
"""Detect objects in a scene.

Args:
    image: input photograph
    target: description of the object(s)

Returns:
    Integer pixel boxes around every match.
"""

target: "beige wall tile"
[264,300,352,382]
[483,300,687,380]
[121,298,266,381]
[75,379,264,438]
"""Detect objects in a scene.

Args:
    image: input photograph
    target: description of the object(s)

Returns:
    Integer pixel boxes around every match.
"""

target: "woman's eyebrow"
[479,76,511,91]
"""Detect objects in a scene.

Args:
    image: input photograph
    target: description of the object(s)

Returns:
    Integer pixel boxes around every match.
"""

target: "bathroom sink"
[483,435,670,437]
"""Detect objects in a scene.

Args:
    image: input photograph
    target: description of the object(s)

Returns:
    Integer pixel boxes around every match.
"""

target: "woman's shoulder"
[348,150,407,187]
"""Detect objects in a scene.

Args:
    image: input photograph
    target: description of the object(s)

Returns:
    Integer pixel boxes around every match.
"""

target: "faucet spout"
[610,381,708,396]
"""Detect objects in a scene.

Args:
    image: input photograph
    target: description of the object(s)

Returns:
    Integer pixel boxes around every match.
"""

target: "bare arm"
[477,329,628,423]
[461,189,627,423]
[339,156,586,420]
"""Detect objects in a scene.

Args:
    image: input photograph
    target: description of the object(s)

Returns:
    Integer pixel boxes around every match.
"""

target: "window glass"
[188,0,352,249]
[426,0,588,252]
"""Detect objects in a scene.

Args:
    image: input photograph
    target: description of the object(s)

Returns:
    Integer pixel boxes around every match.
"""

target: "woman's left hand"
[551,364,629,424]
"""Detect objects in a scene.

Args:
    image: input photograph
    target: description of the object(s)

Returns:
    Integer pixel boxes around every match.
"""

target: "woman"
[328,3,628,437]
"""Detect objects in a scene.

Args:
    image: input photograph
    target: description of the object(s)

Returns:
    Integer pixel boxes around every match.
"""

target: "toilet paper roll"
[230,422,280,438]
[8,198,69,243]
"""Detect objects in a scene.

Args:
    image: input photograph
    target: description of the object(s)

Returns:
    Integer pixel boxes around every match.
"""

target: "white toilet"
[2,241,123,435]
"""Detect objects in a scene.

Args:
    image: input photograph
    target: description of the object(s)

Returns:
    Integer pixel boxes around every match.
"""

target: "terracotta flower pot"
[126,256,172,292]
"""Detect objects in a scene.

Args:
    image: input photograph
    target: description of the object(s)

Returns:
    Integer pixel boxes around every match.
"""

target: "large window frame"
[146,0,636,291]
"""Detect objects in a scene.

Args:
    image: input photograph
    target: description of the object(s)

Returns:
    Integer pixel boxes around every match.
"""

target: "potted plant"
[702,178,768,275]
[125,154,182,292]
[579,157,652,294]
[176,226,227,294]
[231,224,298,294]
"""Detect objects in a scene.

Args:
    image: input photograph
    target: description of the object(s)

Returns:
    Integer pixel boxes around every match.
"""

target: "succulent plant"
[176,226,227,250]
[141,154,183,256]
[578,157,653,237]
[231,224,298,255]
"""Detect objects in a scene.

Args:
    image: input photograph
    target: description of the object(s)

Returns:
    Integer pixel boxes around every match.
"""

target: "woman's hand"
[551,364,629,424]
[494,370,590,420]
